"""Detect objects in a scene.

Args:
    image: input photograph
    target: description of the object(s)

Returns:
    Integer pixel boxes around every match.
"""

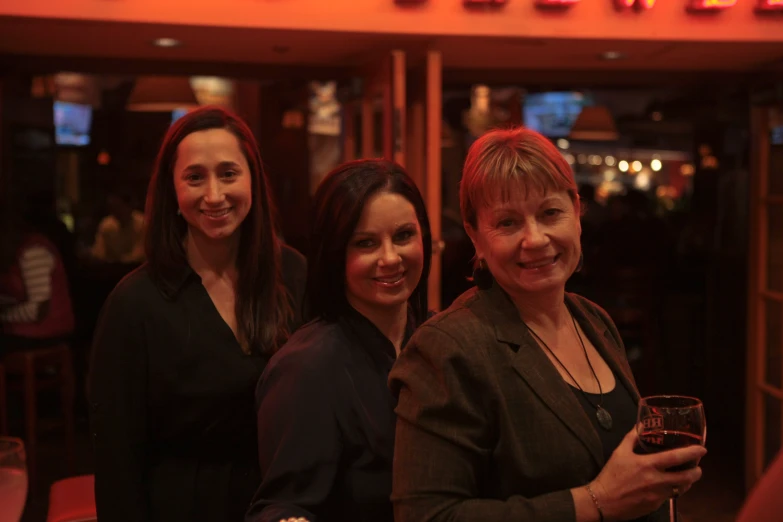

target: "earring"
[472,258,493,290]
[176,208,182,216]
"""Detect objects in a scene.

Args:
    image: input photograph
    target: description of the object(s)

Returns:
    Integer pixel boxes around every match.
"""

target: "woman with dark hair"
[89,106,307,522]
[245,159,431,522]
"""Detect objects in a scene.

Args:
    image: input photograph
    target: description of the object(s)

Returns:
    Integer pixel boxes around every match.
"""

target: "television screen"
[172,108,189,125]
[772,125,783,146]
[54,101,92,146]
[523,92,590,138]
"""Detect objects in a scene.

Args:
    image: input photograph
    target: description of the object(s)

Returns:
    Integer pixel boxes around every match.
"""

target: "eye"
[221,170,238,179]
[185,172,203,183]
[542,208,563,218]
[394,229,416,242]
[497,218,516,228]
[354,238,375,249]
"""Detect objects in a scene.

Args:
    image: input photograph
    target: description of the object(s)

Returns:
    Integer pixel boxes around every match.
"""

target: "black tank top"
[569,377,638,462]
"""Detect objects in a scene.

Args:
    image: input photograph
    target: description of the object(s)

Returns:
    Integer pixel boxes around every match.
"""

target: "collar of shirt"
[155,261,200,301]
[339,305,418,364]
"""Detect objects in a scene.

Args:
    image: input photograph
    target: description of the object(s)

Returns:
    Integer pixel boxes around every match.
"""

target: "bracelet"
[584,483,605,522]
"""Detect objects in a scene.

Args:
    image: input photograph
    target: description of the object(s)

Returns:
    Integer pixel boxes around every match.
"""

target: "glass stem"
[669,498,678,522]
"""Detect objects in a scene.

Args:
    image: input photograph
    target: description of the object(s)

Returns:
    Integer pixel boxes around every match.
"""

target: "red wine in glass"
[635,430,703,471]
[636,395,706,522]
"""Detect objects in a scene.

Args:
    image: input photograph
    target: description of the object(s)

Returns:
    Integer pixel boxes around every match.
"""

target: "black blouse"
[88,245,307,522]
[245,306,416,522]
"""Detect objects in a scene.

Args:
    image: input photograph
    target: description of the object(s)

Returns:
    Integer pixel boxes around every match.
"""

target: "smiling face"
[173,128,252,243]
[467,185,581,300]
[345,191,424,318]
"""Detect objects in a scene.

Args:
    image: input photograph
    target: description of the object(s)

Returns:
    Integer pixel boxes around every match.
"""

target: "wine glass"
[636,395,706,522]
[0,437,28,522]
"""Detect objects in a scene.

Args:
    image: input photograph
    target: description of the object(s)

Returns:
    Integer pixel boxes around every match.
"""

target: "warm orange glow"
[640,0,656,8]
[3,0,783,44]
[689,0,737,9]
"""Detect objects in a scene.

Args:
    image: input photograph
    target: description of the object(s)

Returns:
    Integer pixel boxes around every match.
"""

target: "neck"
[512,287,569,333]
[185,228,239,278]
[352,301,409,355]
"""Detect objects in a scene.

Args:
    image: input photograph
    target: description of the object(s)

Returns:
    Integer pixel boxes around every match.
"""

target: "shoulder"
[567,292,615,328]
[266,319,347,376]
[412,286,493,348]
[97,215,119,232]
[102,265,160,314]
[257,319,348,402]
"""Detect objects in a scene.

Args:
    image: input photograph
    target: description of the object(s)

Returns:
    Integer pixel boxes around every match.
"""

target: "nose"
[204,177,225,204]
[377,239,402,267]
[521,221,549,250]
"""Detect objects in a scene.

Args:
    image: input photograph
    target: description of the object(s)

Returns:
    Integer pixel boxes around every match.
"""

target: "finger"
[663,466,703,488]
[650,445,707,470]
[619,424,643,449]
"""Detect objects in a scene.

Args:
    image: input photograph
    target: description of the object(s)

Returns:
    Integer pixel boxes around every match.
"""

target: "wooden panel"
[747,106,767,490]
[426,50,442,313]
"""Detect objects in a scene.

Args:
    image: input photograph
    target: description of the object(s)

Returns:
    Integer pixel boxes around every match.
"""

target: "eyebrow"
[352,221,418,236]
[182,160,242,172]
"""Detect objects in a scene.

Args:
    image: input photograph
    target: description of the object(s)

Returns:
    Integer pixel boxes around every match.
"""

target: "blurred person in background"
[89,189,145,264]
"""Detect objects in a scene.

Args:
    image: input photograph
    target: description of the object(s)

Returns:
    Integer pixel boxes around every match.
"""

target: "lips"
[373,272,405,284]
[519,255,559,269]
[201,208,232,218]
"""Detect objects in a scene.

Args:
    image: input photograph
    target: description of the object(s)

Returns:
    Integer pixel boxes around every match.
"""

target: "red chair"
[1,342,76,482]
[46,474,96,522]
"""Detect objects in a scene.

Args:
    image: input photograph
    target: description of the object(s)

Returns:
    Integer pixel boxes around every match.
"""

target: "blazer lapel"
[477,284,605,467]
[565,295,641,405]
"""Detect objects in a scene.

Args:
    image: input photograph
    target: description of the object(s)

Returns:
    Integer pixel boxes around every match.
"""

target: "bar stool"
[46,474,97,522]
[0,363,7,434]
[1,342,76,481]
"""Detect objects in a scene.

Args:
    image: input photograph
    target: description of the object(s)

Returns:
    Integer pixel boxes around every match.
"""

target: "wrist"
[585,482,605,522]
[571,485,602,522]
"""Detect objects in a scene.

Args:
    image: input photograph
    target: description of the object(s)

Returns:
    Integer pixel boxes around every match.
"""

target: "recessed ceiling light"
[153,38,182,48]
[600,51,626,61]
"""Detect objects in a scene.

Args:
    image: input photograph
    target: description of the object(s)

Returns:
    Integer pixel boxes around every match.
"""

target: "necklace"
[527,311,613,431]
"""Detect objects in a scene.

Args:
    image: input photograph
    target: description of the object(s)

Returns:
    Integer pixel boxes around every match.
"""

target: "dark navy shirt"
[246,306,417,522]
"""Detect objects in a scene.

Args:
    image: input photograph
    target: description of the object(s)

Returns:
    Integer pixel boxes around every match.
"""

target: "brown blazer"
[389,282,667,522]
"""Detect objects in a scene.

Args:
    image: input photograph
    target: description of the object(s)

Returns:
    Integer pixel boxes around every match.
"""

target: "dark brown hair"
[144,106,291,354]
[308,159,431,325]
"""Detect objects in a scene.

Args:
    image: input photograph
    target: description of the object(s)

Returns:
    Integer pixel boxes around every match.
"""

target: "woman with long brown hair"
[89,106,306,522]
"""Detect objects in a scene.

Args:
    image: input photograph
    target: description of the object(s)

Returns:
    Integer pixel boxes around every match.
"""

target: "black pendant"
[596,406,613,431]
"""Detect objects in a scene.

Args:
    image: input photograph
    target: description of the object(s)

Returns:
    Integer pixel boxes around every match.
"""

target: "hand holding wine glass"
[636,395,707,522]
[0,437,27,522]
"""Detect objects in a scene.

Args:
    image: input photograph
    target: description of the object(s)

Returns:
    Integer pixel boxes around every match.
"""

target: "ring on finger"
[672,485,680,498]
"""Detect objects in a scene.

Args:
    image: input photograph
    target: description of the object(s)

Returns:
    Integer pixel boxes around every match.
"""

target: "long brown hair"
[144,106,292,354]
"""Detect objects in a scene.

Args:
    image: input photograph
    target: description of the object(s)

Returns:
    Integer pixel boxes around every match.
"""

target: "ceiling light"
[600,51,626,61]
[127,76,199,112]
[153,38,182,48]
[618,160,629,172]
[569,106,619,141]
[651,159,663,171]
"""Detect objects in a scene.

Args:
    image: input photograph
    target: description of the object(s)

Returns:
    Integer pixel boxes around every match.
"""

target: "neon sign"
[614,0,655,10]
[463,0,507,5]
[687,0,737,9]
[394,0,779,12]
[756,0,783,10]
